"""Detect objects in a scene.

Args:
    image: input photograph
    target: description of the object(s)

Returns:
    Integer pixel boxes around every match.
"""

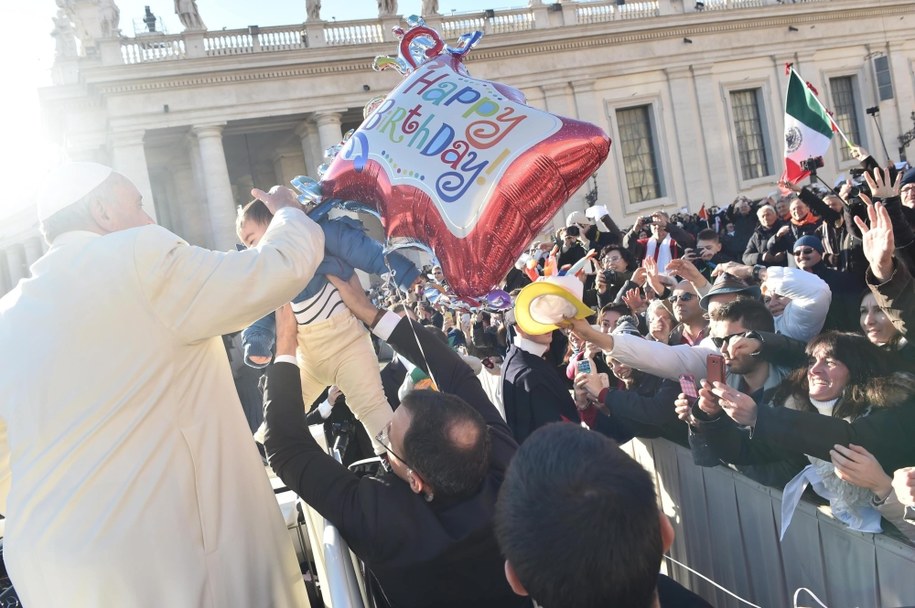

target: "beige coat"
[0,207,323,607]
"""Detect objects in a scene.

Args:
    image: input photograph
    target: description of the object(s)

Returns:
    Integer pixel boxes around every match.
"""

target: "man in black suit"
[495,423,712,608]
[501,310,580,444]
[263,274,528,608]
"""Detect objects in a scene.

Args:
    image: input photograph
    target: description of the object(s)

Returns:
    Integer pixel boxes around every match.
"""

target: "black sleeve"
[507,371,579,444]
[263,362,386,562]
[754,331,808,369]
[753,400,915,472]
[742,234,762,266]
[622,230,640,256]
[593,380,681,439]
[666,222,696,250]
[696,414,799,465]
[868,260,915,337]
[798,187,841,223]
[599,214,624,243]
[386,316,511,433]
[880,195,915,250]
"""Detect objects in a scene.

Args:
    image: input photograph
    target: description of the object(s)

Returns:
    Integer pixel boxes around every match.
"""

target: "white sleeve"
[609,334,713,381]
[136,207,326,343]
[766,267,831,342]
[372,310,402,342]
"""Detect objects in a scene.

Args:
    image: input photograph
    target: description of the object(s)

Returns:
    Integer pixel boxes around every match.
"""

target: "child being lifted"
[238,187,422,450]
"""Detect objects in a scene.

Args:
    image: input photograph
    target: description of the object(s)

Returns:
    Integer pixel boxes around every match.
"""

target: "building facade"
[3,0,915,296]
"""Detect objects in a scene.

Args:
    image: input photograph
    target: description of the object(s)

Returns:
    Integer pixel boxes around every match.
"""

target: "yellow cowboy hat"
[513,274,593,336]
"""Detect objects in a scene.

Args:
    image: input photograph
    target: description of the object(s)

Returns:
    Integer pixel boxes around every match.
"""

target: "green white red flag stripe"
[782,67,835,184]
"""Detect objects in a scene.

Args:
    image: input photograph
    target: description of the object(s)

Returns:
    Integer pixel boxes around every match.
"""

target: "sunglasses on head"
[794,247,816,256]
[668,293,696,303]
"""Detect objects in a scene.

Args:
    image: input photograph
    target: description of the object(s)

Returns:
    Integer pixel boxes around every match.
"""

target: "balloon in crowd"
[314,16,611,297]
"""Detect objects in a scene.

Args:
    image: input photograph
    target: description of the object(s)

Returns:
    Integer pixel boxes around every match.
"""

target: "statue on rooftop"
[306,0,321,21]
[52,9,79,58]
[143,6,157,32]
[98,0,120,37]
[421,0,439,16]
[174,0,206,31]
[378,0,397,18]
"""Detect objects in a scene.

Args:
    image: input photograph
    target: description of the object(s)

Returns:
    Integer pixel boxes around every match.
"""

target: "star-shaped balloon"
[317,17,611,297]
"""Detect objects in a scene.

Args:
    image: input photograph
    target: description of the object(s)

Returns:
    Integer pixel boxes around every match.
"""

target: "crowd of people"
[2,146,915,607]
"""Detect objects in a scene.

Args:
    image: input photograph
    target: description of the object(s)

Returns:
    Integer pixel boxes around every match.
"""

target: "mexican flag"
[782,68,835,184]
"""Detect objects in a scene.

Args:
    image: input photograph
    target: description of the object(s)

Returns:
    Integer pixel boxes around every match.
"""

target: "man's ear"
[88,198,114,232]
[659,513,675,553]
[504,561,529,597]
[407,469,425,496]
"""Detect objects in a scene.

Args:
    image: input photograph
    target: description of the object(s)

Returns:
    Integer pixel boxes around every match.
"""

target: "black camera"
[639,215,654,225]
[800,156,824,173]
[565,225,580,237]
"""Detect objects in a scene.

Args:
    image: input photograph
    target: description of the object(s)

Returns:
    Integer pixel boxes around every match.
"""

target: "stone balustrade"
[113,0,828,65]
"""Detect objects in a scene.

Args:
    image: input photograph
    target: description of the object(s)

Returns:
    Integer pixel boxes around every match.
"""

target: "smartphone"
[706,353,726,386]
[577,359,593,374]
[678,374,698,400]
[680,373,705,421]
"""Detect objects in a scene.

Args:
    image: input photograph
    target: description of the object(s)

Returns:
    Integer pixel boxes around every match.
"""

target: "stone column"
[314,111,346,155]
[23,237,45,267]
[5,243,28,286]
[664,66,712,209]
[295,119,321,177]
[193,123,238,251]
[110,129,157,223]
[0,250,11,296]
[273,152,307,190]
[691,64,739,197]
[181,131,213,248]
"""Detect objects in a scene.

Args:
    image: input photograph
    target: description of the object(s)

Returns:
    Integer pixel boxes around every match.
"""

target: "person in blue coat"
[237,198,421,449]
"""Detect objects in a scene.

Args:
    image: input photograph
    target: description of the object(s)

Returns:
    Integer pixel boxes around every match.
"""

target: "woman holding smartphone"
[679,331,915,535]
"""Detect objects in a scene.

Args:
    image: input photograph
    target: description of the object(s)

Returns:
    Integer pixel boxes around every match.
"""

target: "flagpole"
[789,67,854,149]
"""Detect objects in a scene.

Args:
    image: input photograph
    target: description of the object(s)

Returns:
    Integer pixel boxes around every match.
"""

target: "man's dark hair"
[709,298,774,332]
[400,390,491,499]
[600,302,631,319]
[495,423,662,608]
[696,228,720,243]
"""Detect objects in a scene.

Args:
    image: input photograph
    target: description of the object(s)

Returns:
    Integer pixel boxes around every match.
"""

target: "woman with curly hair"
[679,331,915,535]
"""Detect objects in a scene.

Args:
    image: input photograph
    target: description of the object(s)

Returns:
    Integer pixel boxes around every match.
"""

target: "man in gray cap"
[0,162,324,607]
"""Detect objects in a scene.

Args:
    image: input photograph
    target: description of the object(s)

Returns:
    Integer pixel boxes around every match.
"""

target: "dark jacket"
[867,259,915,338]
[752,376,915,475]
[698,373,915,489]
[742,220,787,266]
[689,384,807,489]
[623,224,696,263]
[592,376,689,448]
[658,574,714,607]
[264,316,527,608]
[501,343,580,444]
[810,261,865,332]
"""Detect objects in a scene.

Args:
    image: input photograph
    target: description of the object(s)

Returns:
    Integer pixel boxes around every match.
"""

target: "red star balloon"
[318,20,610,298]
